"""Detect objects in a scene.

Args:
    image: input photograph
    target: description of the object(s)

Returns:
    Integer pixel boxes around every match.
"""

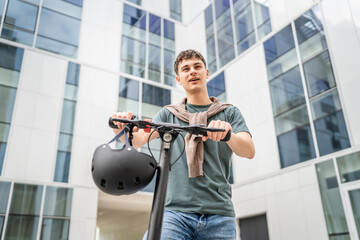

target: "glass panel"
[0,142,6,175]
[43,186,73,217]
[64,84,78,101]
[0,85,17,123]
[0,181,11,213]
[148,44,161,82]
[254,0,271,39]
[10,183,43,215]
[170,0,182,22]
[149,14,161,45]
[36,8,81,57]
[337,151,360,183]
[0,42,24,71]
[141,102,163,119]
[207,72,225,97]
[274,104,310,135]
[42,0,82,19]
[1,0,39,45]
[314,110,350,156]
[303,51,336,98]
[269,66,305,116]
[164,19,175,42]
[204,4,213,27]
[66,62,80,86]
[118,97,139,115]
[264,25,295,64]
[123,4,146,31]
[142,83,171,107]
[215,0,230,18]
[120,36,145,78]
[217,24,235,67]
[349,189,360,238]
[0,122,10,142]
[0,0,5,21]
[316,160,350,239]
[59,100,76,134]
[267,48,298,80]
[278,124,315,168]
[234,2,255,54]
[54,151,71,183]
[295,5,324,45]
[119,77,139,100]
[164,49,175,86]
[239,214,270,240]
[40,219,70,240]
[125,0,141,5]
[0,216,4,237]
[0,67,20,87]
[311,89,342,121]
[57,133,73,152]
[5,215,39,240]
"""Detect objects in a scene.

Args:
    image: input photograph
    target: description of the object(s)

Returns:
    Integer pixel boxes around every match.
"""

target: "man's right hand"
[111,112,138,135]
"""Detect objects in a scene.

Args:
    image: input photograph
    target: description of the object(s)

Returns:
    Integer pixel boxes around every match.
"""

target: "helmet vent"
[149,162,155,168]
[100,179,107,188]
[117,181,124,190]
[134,177,140,185]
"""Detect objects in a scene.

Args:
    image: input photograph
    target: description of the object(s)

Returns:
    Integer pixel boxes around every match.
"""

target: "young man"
[113,49,255,239]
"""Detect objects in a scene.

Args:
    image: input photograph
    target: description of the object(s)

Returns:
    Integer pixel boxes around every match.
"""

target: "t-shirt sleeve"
[226,106,251,136]
[152,108,170,123]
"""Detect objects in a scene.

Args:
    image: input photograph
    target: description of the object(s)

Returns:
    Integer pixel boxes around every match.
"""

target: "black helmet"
[91,127,157,195]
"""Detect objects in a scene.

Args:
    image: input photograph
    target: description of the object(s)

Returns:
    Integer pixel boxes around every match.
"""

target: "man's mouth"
[189,78,199,82]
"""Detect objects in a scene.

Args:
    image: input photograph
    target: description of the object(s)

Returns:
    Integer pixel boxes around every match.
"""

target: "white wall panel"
[322,0,355,45]
[79,0,121,71]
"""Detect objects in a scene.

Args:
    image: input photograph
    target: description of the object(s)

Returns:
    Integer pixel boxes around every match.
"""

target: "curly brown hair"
[173,49,207,75]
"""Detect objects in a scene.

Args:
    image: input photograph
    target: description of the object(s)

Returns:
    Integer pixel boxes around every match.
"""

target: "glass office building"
[0,0,359,239]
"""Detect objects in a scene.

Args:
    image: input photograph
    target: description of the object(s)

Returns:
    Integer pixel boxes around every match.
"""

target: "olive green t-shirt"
[152,102,250,217]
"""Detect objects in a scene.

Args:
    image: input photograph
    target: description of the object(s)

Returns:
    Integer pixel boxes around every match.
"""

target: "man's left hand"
[202,120,232,142]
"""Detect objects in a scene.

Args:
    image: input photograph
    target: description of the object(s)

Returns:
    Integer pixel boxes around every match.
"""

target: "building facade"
[0,0,359,239]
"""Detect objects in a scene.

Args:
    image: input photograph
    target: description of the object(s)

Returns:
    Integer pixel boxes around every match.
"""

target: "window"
[121,4,176,85]
[215,0,235,67]
[170,0,182,22]
[0,0,83,57]
[254,0,271,39]
[316,160,350,239]
[142,83,170,118]
[118,77,140,115]
[1,182,73,240]
[125,0,141,5]
[205,4,217,74]
[205,0,272,75]
[5,183,43,239]
[264,25,315,168]
[40,186,73,240]
[0,181,11,236]
[54,62,80,183]
[121,4,146,78]
[1,0,39,46]
[36,0,83,57]
[0,43,24,175]
[233,0,256,54]
[264,5,350,168]
[295,5,350,156]
[336,151,360,183]
[164,19,176,86]
[349,189,360,237]
[207,72,226,101]
[239,214,270,240]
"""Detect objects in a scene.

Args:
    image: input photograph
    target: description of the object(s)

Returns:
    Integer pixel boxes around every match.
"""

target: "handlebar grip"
[221,130,231,142]
[108,117,118,129]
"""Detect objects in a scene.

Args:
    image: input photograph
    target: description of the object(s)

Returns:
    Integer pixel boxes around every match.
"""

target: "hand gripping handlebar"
[109,117,231,141]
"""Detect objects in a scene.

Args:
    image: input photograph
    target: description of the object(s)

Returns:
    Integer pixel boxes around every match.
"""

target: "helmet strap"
[108,125,131,147]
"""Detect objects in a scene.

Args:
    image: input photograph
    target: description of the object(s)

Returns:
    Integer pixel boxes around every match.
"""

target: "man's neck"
[186,92,212,106]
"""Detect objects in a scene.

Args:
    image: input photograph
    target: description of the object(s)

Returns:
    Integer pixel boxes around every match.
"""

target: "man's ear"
[176,75,182,85]
[206,69,209,79]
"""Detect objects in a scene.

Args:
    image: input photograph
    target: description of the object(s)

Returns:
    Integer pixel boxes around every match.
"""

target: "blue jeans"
[142,210,236,240]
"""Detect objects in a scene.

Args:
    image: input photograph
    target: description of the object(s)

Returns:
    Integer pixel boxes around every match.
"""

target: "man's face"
[176,57,209,94]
